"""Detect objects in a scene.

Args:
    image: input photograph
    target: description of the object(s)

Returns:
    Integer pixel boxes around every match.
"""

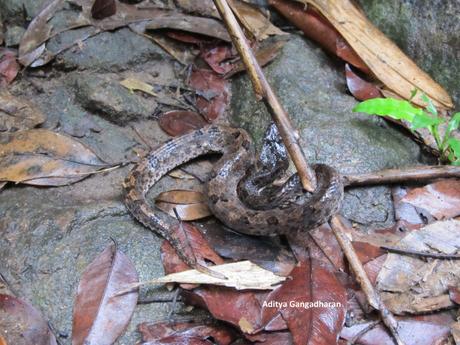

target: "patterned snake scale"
[123,124,344,267]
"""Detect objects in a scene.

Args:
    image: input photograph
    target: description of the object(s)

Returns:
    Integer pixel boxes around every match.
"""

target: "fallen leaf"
[401,179,460,220]
[197,222,296,276]
[345,64,381,100]
[158,111,208,137]
[72,243,138,345]
[260,259,347,345]
[138,320,237,345]
[0,91,47,132]
[340,318,451,345]
[91,0,116,20]
[126,260,285,291]
[0,129,111,186]
[0,294,57,345]
[201,44,234,75]
[147,33,200,65]
[189,69,230,121]
[0,49,19,86]
[166,30,214,45]
[160,221,225,290]
[228,0,287,41]
[392,186,426,231]
[18,0,65,66]
[120,77,158,97]
[224,39,286,78]
[156,201,212,221]
[182,287,266,333]
[299,0,453,109]
[269,0,369,72]
[377,220,460,314]
[156,190,207,204]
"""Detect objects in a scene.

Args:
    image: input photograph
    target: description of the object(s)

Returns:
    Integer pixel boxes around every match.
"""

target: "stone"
[358,0,460,107]
[72,73,158,125]
[0,0,48,25]
[47,28,168,72]
[4,25,25,47]
[231,34,432,228]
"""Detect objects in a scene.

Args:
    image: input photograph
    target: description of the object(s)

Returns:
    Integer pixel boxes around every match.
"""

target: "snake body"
[123,125,344,266]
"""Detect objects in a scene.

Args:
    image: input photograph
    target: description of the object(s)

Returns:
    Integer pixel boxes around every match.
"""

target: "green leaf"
[410,113,442,130]
[447,112,460,134]
[353,98,425,122]
[448,137,460,160]
[421,94,438,116]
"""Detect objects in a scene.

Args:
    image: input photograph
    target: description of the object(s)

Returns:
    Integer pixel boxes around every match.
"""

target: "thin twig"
[343,165,460,187]
[212,1,405,344]
[330,217,405,345]
[381,245,460,260]
[213,0,317,192]
[347,320,381,345]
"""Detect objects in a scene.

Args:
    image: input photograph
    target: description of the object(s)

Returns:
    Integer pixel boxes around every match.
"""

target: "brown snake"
[123,125,344,267]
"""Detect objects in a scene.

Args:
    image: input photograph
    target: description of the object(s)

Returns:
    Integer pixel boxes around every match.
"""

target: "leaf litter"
[3,0,460,344]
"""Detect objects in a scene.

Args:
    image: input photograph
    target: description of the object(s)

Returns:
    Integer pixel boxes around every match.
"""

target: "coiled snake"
[123,124,344,267]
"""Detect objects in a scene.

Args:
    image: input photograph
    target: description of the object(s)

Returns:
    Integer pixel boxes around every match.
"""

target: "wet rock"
[4,25,25,47]
[47,28,168,72]
[231,34,432,228]
[358,0,460,107]
[73,73,158,125]
[0,0,48,25]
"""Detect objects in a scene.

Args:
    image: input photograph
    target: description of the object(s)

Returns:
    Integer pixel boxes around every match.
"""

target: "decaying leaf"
[341,318,451,345]
[72,243,138,345]
[261,259,347,345]
[127,260,285,292]
[0,49,20,87]
[224,39,286,78]
[228,0,287,41]
[120,77,158,97]
[155,189,211,221]
[0,294,57,345]
[18,0,65,66]
[401,179,460,220]
[345,64,381,100]
[91,0,116,20]
[189,69,230,121]
[158,111,208,137]
[0,91,47,132]
[299,0,453,109]
[377,220,460,314]
[156,189,207,204]
[270,0,369,72]
[0,129,111,186]
[138,320,237,345]
[148,32,201,65]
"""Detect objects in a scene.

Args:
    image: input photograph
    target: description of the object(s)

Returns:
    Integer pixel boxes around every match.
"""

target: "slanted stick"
[212,0,317,193]
[212,1,405,344]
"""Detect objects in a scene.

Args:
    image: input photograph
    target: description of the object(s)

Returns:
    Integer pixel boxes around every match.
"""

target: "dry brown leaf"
[120,260,286,292]
[156,201,212,221]
[377,220,460,314]
[0,129,111,186]
[91,0,116,20]
[228,0,287,41]
[300,0,453,109]
[147,33,200,65]
[156,189,207,204]
[0,91,47,132]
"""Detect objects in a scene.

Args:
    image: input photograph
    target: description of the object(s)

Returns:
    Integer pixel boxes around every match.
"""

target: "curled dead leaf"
[0,129,112,186]
[158,111,208,137]
[72,243,138,345]
[156,201,212,221]
[345,64,381,101]
[156,189,207,204]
